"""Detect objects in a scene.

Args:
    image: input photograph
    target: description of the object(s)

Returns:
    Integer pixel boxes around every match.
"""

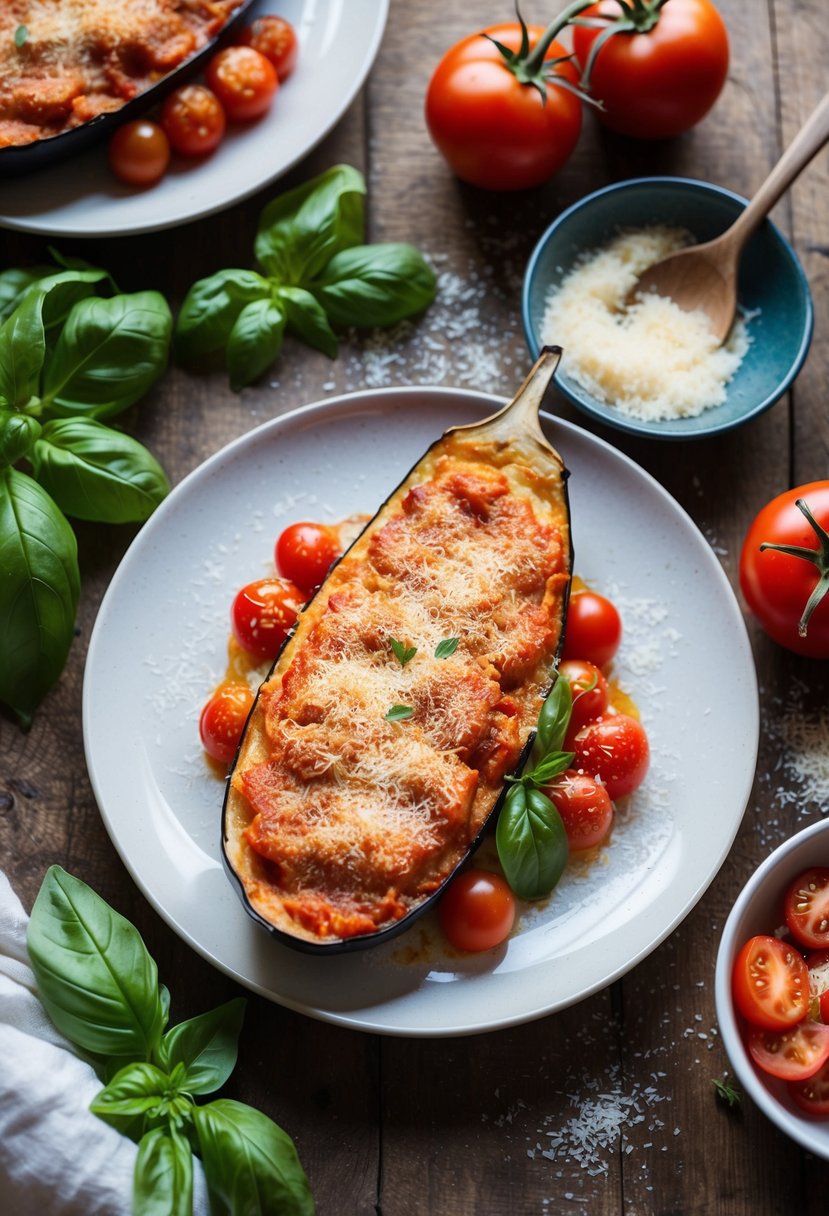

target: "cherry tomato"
[425,22,582,191]
[231,577,303,661]
[438,869,516,952]
[572,713,649,800]
[239,16,298,79]
[732,935,810,1031]
[807,951,829,1023]
[160,84,226,157]
[789,1057,829,1116]
[558,659,609,739]
[739,482,829,658]
[572,0,729,140]
[785,868,829,951]
[275,522,340,594]
[206,45,278,122]
[108,120,170,186]
[747,1021,829,1082]
[546,770,613,851]
[562,591,622,668]
[200,681,254,765]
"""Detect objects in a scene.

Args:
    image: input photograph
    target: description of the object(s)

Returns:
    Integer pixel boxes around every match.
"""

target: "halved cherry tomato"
[160,84,226,156]
[572,713,649,800]
[789,1057,829,1116]
[438,869,516,952]
[275,522,340,594]
[239,15,298,79]
[108,120,170,186]
[785,868,829,951]
[747,1021,829,1082]
[206,46,278,121]
[546,770,613,851]
[562,591,622,668]
[807,950,829,1023]
[200,681,254,765]
[231,577,303,661]
[732,935,810,1031]
[558,659,609,740]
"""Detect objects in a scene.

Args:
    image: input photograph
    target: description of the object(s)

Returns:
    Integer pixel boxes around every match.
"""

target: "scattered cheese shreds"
[540,226,752,422]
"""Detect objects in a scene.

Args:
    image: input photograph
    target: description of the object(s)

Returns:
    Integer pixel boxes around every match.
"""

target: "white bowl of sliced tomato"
[716,817,829,1156]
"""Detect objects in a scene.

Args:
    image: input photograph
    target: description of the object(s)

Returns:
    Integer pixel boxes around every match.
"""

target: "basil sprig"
[176,165,437,390]
[28,867,314,1216]
[0,259,171,727]
[495,674,573,900]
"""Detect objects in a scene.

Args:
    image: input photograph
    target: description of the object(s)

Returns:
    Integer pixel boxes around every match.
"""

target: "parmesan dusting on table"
[541,227,751,422]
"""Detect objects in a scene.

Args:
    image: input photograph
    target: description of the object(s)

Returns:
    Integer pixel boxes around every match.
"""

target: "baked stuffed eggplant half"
[223,348,572,953]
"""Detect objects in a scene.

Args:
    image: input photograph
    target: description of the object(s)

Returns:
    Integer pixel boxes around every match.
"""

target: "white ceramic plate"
[0,0,388,238]
[83,388,759,1036]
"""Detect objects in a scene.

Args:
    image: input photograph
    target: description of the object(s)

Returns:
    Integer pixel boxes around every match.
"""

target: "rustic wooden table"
[2,1,829,1211]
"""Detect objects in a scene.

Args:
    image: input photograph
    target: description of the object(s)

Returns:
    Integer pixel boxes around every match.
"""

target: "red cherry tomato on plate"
[572,713,649,800]
[276,522,340,593]
[200,681,254,765]
[108,120,170,185]
[239,16,298,79]
[558,659,609,738]
[732,934,810,1031]
[206,46,278,121]
[562,591,622,668]
[160,83,226,156]
[747,1020,829,1082]
[789,1056,829,1115]
[785,868,829,951]
[546,770,613,851]
[438,869,516,952]
[231,577,303,661]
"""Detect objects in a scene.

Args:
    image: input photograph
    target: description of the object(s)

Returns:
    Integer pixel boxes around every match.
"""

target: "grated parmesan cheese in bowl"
[540,226,752,423]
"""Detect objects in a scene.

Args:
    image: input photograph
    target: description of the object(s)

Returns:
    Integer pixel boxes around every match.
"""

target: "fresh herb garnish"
[390,637,417,667]
[434,636,460,659]
[27,867,314,1216]
[385,704,414,722]
[712,1077,742,1108]
[14,24,27,48]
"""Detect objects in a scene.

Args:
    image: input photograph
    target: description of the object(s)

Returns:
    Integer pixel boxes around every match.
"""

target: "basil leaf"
[389,638,417,667]
[385,704,414,722]
[496,786,569,900]
[0,408,41,467]
[37,267,114,332]
[0,286,46,408]
[41,291,172,420]
[310,244,436,329]
[533,675,572,759]
[226,297,286,391]
[278,286,338,358]
[255,163,365,282]
[160,997,246,1095]
[525,750,574,787]
[27,865,165,1059]
[0,265,52,324]
[434,637,460,659]
[30,418,170,523]
[193,1099,314,1216]
[134,1126,193,1216]
[175,269,271,363]
[90,1062,170,1124]
[0,468,79,727]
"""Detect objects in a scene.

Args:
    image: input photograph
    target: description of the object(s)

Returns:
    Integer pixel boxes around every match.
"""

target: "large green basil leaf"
[255,164,365,283]
[160,998,246,1095]
[90,1062,171,1125]
[226,297,286,391]
[27,865,165,1059]
[495,785,569,901]
[0,265,52,324]
[193,1099,314,1216]
[175,269,271,363]
[0,287,46,409]
[278,286,338,358]
[310,244,437,329]
[533,673,572,759]
[134,1126,194,1216]
[41,291,172,420]
[30,418,170,523]
[0,408,41,467]
[37,267,114,332]
[0,468,78,726]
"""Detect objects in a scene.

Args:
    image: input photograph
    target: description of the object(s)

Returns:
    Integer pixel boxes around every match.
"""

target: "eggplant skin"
[223,407,571,955]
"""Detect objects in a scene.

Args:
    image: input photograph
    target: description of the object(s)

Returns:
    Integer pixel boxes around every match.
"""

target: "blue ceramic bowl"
[522,177,814,440]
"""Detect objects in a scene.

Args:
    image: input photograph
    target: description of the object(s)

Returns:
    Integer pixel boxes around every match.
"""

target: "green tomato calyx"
[759,497,829,638]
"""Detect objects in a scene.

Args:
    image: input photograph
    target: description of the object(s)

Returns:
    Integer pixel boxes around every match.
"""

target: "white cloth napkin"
[0,871,209,1215]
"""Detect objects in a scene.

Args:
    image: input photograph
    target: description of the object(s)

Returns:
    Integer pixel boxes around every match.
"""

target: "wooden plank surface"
[2,1,828,1213]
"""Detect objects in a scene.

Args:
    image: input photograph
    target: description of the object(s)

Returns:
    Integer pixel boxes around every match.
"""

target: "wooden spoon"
[629,90,829,343]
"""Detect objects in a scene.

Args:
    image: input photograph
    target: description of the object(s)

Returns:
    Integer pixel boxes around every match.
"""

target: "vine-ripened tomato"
[206,45,278,121]
[562,590,622,668]
[231,577,303,661]
[732,935,810,1031]
[747,1021,829,1082]
[199,681,254,765]
[789,1056,829,1115]
[239,15,298,79]
[275,522,340,594]
[546,769,614,851]
[785,869,829,951]
[572,0,729,140]
[572,713,649,800]
[558,659,609,738]
[739,482,829,658]
[108,120,170,185]
[438,869,516,952]
[160,84,226,156]
[425,22,583,191]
